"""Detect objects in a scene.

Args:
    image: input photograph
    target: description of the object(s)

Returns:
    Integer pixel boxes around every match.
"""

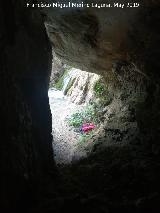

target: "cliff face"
[50,65,100,104]
[65,68,100,104]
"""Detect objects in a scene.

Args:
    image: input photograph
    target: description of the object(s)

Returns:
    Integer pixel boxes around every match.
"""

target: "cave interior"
[0,1,160,212]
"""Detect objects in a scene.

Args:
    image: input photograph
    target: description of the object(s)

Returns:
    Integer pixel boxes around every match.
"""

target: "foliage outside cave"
[50,65,113,145]
[66,103,99,145]
[65,78,113,144]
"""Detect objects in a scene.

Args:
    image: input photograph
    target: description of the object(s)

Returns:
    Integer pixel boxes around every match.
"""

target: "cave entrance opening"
[48,53,102,166]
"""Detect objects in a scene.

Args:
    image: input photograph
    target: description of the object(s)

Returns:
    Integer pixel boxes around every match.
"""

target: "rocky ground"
[48,88,85,165]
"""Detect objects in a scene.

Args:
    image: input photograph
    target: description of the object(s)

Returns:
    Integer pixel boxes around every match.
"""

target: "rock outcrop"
[43,0,160,148]
[50,51,65,87]
[43,0,159,76]
[50,66,100,104]
[65,68,100,104]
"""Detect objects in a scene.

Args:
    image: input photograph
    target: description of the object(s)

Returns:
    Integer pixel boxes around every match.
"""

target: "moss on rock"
[64,77,76,95]
[93,78,112,107]
[53,67,69,90]
[93,79,105,97]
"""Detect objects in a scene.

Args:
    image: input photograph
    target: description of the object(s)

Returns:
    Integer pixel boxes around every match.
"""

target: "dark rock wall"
[43,0,150,72]
[0,1,54,211]
[0,0,160,212]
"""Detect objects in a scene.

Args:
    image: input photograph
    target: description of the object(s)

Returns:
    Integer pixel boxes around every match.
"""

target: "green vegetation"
[93,79,105,97]
[78,130,94,144]
[66,78,114,145]
[67,104,97,128]
[64,78,76,95]
[93,78,113,107]
[54,68,69,90]
[50,66,72,90]
[66,104,98,145]
[67,112,83,127]
[54,75,65,90]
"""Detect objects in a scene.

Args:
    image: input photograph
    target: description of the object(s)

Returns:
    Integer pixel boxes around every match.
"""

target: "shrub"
[67,104,97,128]
[67,112,83,127]
[78,130,94,144]
[93,78,113,107]
[93,79,105,97]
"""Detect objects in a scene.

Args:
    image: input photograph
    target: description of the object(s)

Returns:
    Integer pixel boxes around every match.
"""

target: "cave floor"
[46,88,160,213]
[30,141,160,213]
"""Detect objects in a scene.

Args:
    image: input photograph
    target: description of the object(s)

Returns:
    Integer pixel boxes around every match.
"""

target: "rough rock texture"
[84,63,149,152]
[43,0,159,75]
[63,68,100,104]
[44,3,160,211]
[49,89,85,164]
[50,51,65,86]
[45,0,160,157]
[0,1,54,212]
[42,0,160,146]
[1,0,160,212]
